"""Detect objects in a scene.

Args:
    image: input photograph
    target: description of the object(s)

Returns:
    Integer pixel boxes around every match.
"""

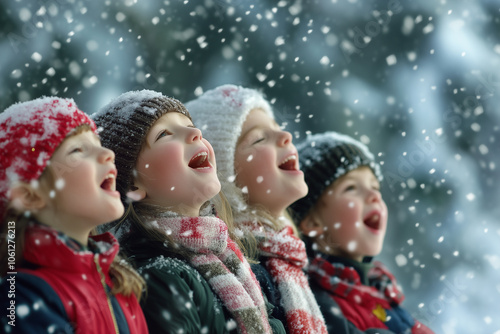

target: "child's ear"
[9,183,47,212]
[299,214,324,238]
[126,185,146,202]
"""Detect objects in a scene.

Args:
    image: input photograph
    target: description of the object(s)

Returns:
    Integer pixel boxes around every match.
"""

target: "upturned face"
[304,166,388,261]
[234,108,308,218]
[133,112,220,217]
[37,129,123,240]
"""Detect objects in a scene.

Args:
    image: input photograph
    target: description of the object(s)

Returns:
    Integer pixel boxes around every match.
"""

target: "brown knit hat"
[91,90,191,203]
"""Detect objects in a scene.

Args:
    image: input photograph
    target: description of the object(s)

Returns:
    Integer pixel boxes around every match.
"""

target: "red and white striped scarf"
[308,256,405,307]
[242,222,328,334]
[153,214,271,334]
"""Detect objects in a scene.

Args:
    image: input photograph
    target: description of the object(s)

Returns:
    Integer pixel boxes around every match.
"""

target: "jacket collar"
[318,253,373,285]
[23,222,119,277]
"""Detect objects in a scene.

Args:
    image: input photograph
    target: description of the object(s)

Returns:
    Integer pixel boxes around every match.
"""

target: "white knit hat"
[185,84,274,219]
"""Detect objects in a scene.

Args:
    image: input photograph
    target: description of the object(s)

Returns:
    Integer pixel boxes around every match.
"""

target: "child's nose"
[186,127,202,143]
[98,147,115,163]
[366,188,382,203]
[277,130,292,146]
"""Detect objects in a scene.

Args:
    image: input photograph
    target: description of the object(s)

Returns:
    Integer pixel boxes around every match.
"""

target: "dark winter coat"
[308,254,434,334]
[252,256,393,334]
[251,260,288,332]
[0,223,148,333]
[124,234,286,334]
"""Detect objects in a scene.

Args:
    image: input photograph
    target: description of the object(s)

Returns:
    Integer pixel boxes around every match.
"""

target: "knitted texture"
[0,97,96,220]
[308,257,434,333]
[91,90,191,203]
[289,131,383,224]
[153,214,272,334]
[309,258,404,308]
[185,84,274,217]
[241,223,327,334]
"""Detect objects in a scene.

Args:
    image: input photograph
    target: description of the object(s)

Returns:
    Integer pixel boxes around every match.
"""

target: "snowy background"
[1,1,499,332]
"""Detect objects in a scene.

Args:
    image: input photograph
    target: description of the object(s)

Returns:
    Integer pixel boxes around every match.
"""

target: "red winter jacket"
[7,223,148,333]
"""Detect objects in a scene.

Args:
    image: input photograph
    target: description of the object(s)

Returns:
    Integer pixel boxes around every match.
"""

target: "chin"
[367,249,383,257]
[298,185,309,199]
[289,184,309,203]
[205,179,222,199]
[107,204,125,221]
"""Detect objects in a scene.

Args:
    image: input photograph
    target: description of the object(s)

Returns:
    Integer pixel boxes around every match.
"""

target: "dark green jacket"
[125,235,285,334]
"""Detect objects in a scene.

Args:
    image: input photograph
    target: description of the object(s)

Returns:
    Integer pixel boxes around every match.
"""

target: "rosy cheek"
[333,222,341,229]
[139,162,151,173]
[139,154,166,181]
[151,159,173,178]
[337,204,360,227]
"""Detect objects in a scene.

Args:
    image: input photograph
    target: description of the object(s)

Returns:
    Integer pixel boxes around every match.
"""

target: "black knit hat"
[289,131,383,224]
[91,90,191,203]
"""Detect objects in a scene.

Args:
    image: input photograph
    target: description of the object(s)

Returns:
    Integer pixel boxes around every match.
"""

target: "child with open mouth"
[186,84,327,334]
[0,97,147,333]
[289,131,434,334]
[93,90,283,334]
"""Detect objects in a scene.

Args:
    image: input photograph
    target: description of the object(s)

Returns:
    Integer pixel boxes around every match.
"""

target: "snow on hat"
[185,84,274,217]
[0,97,96,220]
[92,90,191,203]
[289,131,383,224]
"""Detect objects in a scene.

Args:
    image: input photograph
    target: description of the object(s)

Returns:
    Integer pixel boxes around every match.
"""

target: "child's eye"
[344,184,356,192]
[252,137,265,145]
[69,147,83,154]
[155,129,172,142]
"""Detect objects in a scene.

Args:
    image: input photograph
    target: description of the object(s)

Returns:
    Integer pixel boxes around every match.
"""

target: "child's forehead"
[141,111,192,147]
[62,128,100,144]
[245,108,275,122]
[67,124,98,138]
[240,110,279,136]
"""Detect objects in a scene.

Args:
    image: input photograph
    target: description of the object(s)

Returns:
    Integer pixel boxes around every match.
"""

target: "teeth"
[194,152,208,158]
[364,214,380,227]
[280,155,296,165]
[101,173,116,192]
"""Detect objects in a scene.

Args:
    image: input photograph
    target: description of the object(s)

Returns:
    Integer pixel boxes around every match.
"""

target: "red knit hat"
[0,97,97,220]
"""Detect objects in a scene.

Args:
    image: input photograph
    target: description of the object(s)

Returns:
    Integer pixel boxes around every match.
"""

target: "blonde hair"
[0,125,145,300]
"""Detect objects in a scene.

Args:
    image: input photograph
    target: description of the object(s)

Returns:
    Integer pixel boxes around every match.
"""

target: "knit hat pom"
[289,131,383,224]
[0,97,96,220]
[185,84,274,220]
[92,90,191,203]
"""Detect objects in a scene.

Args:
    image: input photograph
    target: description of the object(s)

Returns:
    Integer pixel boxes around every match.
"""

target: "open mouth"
[100,173,116,191]
[188,151,211,169]
[363,211,381,231]
[278,154,297,171]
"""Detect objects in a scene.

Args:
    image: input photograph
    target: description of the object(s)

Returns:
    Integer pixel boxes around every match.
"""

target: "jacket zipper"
[94,254,119,334]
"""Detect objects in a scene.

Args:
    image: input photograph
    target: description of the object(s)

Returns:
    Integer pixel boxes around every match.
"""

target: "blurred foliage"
[1,0,500,331]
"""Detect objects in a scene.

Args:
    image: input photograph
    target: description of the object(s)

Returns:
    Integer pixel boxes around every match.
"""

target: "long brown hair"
[0,125,145,300]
